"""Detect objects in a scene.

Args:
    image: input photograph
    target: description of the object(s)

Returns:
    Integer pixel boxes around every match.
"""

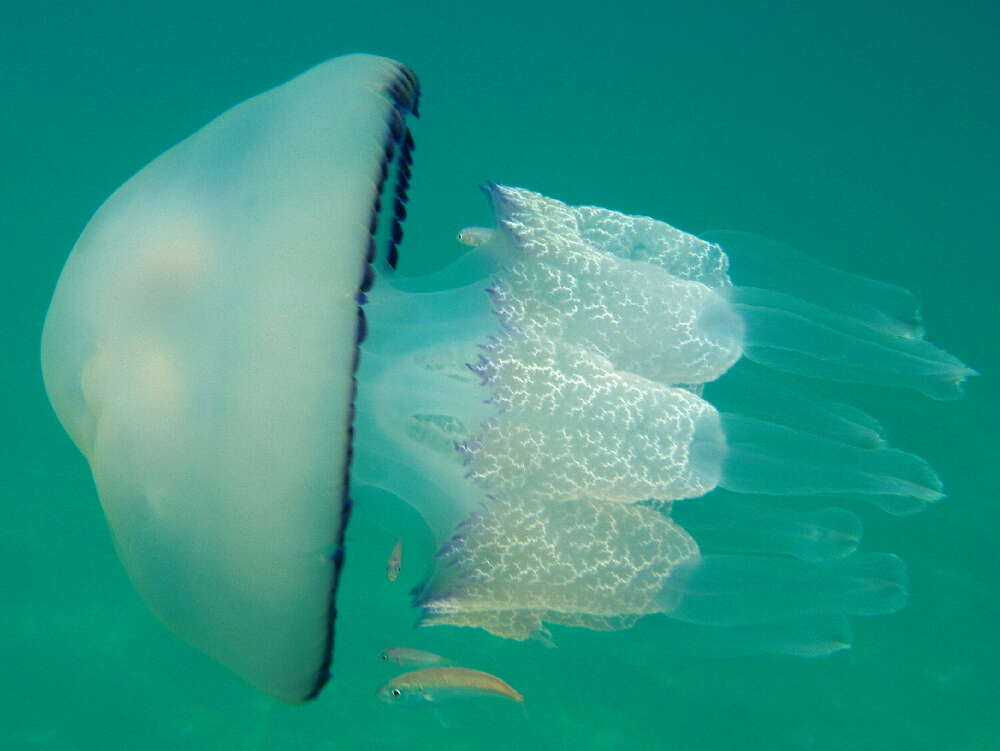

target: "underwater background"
[2,1,997,748]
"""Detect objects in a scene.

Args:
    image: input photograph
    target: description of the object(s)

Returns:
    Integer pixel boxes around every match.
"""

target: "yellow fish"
[386,539,403,582]
[376,667,524,705]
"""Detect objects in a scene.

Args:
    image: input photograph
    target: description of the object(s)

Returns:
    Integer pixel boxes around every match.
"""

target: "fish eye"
[380,653,388,660]
[391,688,401,697]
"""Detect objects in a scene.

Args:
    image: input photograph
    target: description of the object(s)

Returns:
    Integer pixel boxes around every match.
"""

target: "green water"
[3,1,997,748]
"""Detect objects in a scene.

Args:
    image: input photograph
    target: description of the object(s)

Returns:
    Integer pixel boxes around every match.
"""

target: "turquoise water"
[3,1,998,748]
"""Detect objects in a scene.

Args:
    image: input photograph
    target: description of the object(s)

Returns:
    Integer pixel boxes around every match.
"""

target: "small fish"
[386,539,403,582]
[376,667,524,705]
[456,226,495,247]
[379,647,451,667]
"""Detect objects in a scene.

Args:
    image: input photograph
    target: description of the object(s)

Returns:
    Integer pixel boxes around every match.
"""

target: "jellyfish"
[41,54,973,703]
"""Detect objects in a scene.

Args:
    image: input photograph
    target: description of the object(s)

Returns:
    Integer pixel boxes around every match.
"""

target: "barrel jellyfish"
[41,54,974,703]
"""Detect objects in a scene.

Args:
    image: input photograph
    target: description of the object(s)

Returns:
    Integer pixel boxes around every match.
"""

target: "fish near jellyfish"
[40,53,974,702]
[376,667,524,705]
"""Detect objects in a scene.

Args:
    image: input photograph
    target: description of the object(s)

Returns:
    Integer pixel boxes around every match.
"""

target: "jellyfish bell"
[42,53,974,702]
[41,54,420,703]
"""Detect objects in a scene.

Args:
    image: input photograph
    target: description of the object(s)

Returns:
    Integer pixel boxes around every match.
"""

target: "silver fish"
[456,226,495,247]
[386,539,403,582]
[378,647,451,667]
